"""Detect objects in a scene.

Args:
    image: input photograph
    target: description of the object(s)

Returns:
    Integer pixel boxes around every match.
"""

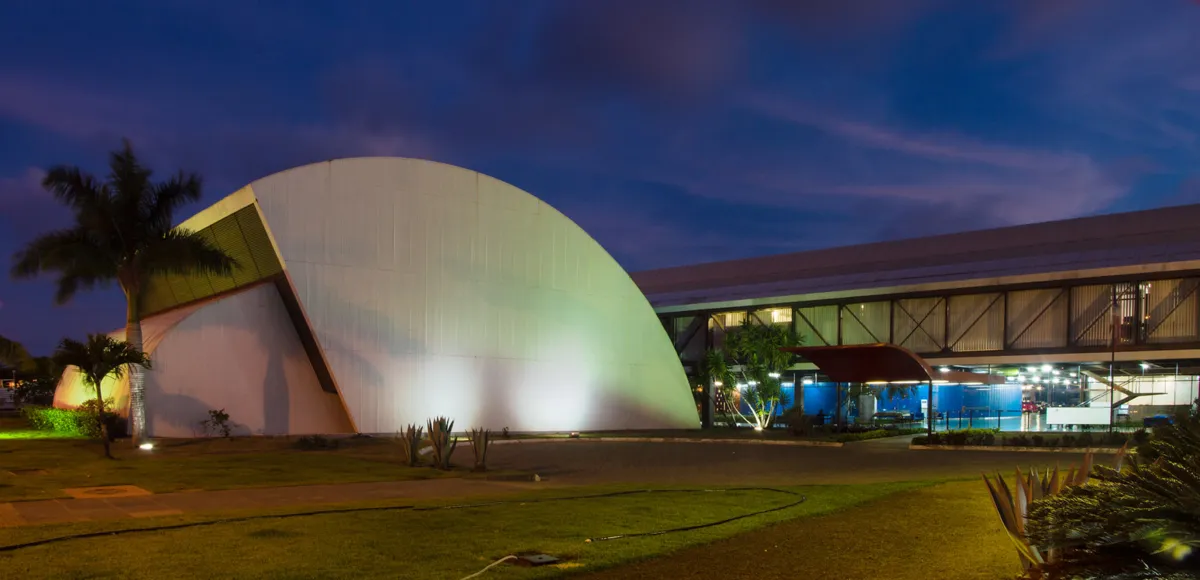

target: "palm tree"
[11,141,236,445]
[52,334,151,458]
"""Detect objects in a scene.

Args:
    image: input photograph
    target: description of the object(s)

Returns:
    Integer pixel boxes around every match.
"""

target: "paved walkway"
[0,478,543,528]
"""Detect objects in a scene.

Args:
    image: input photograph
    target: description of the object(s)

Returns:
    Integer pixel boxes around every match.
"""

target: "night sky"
[2,1,1198,354]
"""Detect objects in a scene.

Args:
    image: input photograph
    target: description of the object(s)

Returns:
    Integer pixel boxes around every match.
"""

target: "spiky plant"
[426,417,457,470]
[1028,416,1200,567]
[397,423,423,467]
[468,428,491,472]
[983,449,1131,573]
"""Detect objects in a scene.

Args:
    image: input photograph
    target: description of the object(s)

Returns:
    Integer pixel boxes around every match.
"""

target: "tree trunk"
[125,294,147,447]
[93,381,111,459]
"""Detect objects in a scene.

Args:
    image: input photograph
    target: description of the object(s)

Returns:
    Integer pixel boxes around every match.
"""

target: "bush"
[1077,432,1094,448]
[1026,413,1200,577]
[199,408,232,438]
[295,435,339,450]
[1031,434,1045,447]
[1061,434,1076,448]
[22,405,124,440]
[836,427,924,442]
[919,428,998,446]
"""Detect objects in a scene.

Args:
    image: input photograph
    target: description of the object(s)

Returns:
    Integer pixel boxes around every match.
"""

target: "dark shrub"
[1061,435,1076,448]
[1031,435,1045,447]
[295,435,339,450]
[1077,432,1094,448]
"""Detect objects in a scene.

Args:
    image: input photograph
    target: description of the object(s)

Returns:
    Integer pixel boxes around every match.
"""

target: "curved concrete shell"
[56,158,698,435]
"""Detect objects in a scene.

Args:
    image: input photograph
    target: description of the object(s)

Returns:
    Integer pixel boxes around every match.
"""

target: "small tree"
[704,324,802,431]
[52,334,151,458]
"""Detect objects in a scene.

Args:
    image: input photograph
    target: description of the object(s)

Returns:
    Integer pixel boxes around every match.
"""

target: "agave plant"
[983,448,1127,572]
[1027,417,1200,566]
[426,417,458,470]
[397,424,423,467]
[468,428,492,472]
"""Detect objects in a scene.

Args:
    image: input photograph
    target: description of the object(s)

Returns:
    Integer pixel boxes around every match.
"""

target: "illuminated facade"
[55,158,698,436]
[634,205,1200,429]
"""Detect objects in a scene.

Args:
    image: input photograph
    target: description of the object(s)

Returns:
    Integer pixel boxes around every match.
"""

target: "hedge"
[836,427,925,443]
[22,406,125,440]
[911,428,997,446]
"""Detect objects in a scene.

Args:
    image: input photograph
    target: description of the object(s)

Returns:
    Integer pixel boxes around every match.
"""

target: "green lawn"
[0,482,931,579]
[579,480,1017,580]
[0,430,465,501]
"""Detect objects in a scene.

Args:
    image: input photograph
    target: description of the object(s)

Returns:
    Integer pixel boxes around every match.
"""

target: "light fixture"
[1140,362,1151,370]
[139,442,154,451]
[1016,374,1025,381]
[1033,375,1041,382]
[1036,386,1043,391]
[1052,370,1061,376]
[768,372,781,378]
[1041,364,1052,373]
[747,380,758,386]
[714,381,723,387]
[1070,372,1077,377]
[801,378,814,385]
[939,366,950,373]
[782,382,795,387]
[753,426,764,432]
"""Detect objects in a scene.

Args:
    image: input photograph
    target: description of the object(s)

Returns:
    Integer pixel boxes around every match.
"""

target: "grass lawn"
[579,480,1016,580]
[0,481,931,579]
[0,425,470,501]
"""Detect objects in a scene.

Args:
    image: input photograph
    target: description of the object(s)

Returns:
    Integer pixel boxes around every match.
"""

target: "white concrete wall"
[143,283,353,437]
[249,158,697,433]
[54,284,354,437]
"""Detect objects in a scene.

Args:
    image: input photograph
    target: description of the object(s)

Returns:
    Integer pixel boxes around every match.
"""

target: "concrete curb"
[909,444,1123,454]
[487,437,844,448]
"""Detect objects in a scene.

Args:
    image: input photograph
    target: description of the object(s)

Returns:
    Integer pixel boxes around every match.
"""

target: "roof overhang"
[780,343,1007,385]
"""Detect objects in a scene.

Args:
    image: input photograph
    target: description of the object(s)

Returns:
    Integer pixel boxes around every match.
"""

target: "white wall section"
[250,158,697,432]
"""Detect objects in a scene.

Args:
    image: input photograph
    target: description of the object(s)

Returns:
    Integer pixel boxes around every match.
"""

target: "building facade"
[633,205,1200,430]
[55,158,699,436]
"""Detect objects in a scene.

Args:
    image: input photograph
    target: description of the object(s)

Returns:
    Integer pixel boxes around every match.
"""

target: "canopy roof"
[780,343,1007,385]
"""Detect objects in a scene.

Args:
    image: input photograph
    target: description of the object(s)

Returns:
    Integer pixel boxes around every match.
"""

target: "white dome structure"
[54,158,698,436]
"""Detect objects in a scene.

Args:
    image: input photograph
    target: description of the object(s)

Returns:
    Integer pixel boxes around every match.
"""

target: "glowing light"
[713,381,723,387]
[1041,364,1052,373]
[736,383,748,389]
[1140,362,1151,369]
[747,381,758,386]
[139,443,154,450]
[1052,370,1061,376]
[768,372,781,379]
[1016,374,1025,381]
[801,378,814,385]
[781,382,795,387]
[939,367,950,373]
[1033,375,1041,382]
[753,426,764,432]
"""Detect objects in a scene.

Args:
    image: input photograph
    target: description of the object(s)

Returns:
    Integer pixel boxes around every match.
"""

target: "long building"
[632,204,1200,429]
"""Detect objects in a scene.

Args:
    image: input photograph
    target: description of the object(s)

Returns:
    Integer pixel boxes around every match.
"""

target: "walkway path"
[0,478,543,528]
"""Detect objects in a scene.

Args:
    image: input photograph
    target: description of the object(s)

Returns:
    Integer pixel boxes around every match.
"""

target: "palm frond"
[145,171,202,231]
[41,166,106,212]
[136,229,238,279]
[11,228,119,303]
[53,334,150,388]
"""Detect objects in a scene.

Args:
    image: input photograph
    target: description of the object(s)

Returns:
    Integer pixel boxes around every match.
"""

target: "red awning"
[779,343,1007,385]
